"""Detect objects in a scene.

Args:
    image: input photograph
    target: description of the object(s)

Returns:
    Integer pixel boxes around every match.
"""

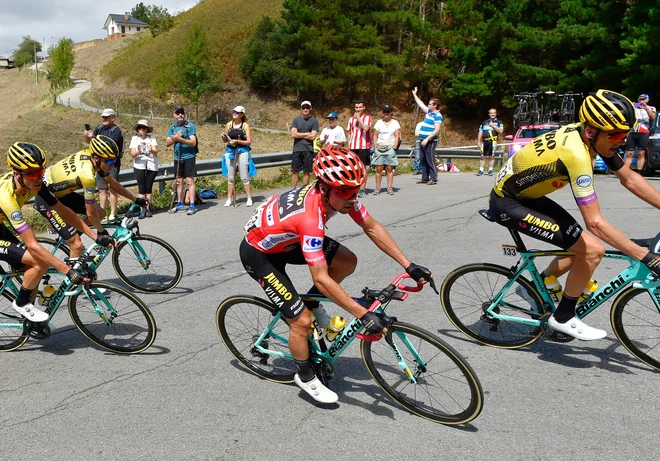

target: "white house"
[0,55,14,70]
[103,13,148,40]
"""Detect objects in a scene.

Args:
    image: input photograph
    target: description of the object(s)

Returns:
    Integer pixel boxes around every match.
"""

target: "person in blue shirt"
[412,87,443,185]
[166,105,199,215]
[477,108,504,176]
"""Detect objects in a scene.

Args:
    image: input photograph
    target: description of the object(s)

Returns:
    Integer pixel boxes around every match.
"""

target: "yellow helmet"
[89,135,119,160]
[7,142,48,172]
[579,89,637,132]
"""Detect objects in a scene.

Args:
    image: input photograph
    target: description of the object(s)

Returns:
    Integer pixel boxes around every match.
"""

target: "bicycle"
[440,209,660,371]
[0,241,157,353]
[558,92,582,125]
[512,93,532,129]
[37,204,183,293]
[216,273,484,425]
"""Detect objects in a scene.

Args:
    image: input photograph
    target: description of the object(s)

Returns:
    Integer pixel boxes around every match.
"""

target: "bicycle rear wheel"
[361,321,483,425]
[611,287,660,371]
[112,234,183,293]
[68,281,156,354]
[216,296,296,383]
[441,263,544,348]
[0,291,28,352]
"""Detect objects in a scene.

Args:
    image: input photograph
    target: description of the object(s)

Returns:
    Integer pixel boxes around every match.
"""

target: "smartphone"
[84,123,91,131]
[634,103,643,109]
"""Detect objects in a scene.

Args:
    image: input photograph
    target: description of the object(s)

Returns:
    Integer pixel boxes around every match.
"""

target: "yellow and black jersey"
[0,172,58,236]
[44,150,98,203]
[493,123,618,206]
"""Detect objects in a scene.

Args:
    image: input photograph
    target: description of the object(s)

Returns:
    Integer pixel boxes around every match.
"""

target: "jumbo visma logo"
[522,213,560,232]
[263,272,293,301]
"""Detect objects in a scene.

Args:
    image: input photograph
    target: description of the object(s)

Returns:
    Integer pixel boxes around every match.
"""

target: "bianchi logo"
[576,174,592,188]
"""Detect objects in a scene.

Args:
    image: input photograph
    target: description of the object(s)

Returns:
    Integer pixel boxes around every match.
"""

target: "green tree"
[13,36,42,68]
[47,38,75,90]
[131,2,150,23]
[174,25,220,120]
[147,5,174,37]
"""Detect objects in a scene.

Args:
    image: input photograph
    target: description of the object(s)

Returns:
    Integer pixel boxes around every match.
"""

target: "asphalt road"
[3,171,660,460]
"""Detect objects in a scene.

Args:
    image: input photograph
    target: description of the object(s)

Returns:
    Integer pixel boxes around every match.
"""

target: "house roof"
[103,14,148,29]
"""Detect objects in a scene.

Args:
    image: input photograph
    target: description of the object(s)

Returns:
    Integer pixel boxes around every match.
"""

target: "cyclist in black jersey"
[491,90,660,341]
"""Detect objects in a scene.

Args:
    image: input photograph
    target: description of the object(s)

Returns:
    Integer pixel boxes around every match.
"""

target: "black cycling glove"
[642,251,660,277]
[95,233,114,248]
[135,197,149,207]
[406,262,432,283]
[360,311,391,335]
[66,268,85,285]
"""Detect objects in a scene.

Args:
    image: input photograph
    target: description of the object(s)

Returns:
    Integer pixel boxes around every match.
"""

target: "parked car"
[505,124,561,157]
[640,116,660,176]
[593,147,630,174]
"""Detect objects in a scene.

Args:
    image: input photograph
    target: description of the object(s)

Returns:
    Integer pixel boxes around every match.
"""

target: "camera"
[635,102,643,109]
[140,142,150,155]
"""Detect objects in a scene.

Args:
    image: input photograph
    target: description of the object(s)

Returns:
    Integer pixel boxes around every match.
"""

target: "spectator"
[84,108,123,221]
[166,105,199,215]
[411,87,443,185]
[221,105,255,207]
[129,119,158,218]
[319,112,346,148]
[413,121,423,174]
[347,100,373,197]
[477,108,504,176]
[290,101,319,189]
[625,93,657,172]
[372,104,401,195]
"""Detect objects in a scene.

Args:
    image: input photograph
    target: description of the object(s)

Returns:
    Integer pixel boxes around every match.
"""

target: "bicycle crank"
[310,353,335,386]
[26,320,51,340]
[540,313,575,343]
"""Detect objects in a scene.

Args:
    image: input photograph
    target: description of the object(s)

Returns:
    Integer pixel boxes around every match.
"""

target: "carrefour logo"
[302,235,323,252]
[576,174,592,188]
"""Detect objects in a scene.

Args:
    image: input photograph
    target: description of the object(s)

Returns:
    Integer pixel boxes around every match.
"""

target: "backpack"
[199,188,217,199]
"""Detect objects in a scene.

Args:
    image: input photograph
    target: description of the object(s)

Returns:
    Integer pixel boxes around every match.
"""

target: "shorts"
[371,147,399,166]
[482,140,496,157]
[489,190,583,250]
[291,150,313,173]
[96,162,120,189]
[239,236,342,319]
[173,158,197,178]
[0,225,27,268]
[353,148,372,166]
[34,193,82,241]
[625,132,650,151]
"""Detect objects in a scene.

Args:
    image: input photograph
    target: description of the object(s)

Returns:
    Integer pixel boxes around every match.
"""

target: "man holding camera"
[625,93,656,172]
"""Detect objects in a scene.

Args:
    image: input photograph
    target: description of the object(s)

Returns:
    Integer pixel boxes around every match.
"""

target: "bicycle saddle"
[479,209,495,222]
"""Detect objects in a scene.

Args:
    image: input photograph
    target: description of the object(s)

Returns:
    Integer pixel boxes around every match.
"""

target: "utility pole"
[34,40,39,85]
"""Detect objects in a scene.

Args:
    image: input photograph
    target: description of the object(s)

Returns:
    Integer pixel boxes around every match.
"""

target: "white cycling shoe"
[12,300,49,322]
[294,374,338,404]
[547,315,607,341]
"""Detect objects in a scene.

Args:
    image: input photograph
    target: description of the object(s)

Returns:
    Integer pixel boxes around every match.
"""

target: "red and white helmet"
[313,147,366,188]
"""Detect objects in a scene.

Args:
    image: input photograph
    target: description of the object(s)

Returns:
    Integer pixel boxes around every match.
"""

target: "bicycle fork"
[386,331,423,384]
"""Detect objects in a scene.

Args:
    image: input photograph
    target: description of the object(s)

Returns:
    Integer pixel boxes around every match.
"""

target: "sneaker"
[224,198,232,207]
[488,170,494,176]
[387,187,394,195]
[416,179,429,184]
[357,190,366,198]
[186,206,197,215]
[547,315,607,341]
[477,170,484,176]
[145,209,153,218]
[294,374,338,404]
[171,204,185,213]
[138,208,146,219]
[246,198,253,207]
[12,300,49,322]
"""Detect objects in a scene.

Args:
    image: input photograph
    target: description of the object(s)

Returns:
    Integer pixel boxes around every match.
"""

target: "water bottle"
[309,304,331,340]
[39,284,56,306]
[323,316,346,343]
[544,275,563,303]
[578,280,598,304]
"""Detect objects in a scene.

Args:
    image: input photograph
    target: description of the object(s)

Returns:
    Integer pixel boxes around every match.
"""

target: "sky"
[0,0,198,57]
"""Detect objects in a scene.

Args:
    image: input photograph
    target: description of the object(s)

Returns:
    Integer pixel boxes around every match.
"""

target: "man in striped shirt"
[347,100,373,197]
[412,87,443,185]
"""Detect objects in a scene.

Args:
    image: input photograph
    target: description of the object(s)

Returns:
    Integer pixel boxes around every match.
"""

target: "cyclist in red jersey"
[241,146,433,403]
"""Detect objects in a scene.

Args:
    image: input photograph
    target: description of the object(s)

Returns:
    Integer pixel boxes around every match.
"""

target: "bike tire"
[0,291,28,352]
[68,281,156,354]
[441,263,544,348]
[361,321,483,425]
[610,286,660,371]
[111,234,183,293]
[216,296,296,383]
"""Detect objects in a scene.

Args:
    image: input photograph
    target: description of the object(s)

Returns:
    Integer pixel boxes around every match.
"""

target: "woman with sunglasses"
[240,146,434,403]
[129,119,158,218]
[488,89,660,341]
[221,106,256,207]
[3,143,112,322]
[36,135,148,260]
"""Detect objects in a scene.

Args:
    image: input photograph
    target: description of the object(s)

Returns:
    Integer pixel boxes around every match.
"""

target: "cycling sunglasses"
[102,158,116,166]
[22,168,45,180]
[334,187,360,200]
[605,131,628,142]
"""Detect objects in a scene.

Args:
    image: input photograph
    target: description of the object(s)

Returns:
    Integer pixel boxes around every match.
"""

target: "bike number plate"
[502,244,517,257]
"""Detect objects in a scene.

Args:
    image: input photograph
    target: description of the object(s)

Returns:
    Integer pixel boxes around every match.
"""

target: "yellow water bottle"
[323,316,346,343]
[544,275,563,303]
[39,284,56,306]
[578,280,598,304]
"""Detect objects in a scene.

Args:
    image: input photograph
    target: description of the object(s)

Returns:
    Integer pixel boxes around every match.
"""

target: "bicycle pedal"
[539,313,575,343]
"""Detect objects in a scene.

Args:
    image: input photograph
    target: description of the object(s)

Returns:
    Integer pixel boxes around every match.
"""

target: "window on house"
[129,27,132,31]
[137,27,140,32]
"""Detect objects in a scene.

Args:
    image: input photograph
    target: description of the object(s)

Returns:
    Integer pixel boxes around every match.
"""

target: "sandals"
[373,190,379,195]
[387,188,394,195]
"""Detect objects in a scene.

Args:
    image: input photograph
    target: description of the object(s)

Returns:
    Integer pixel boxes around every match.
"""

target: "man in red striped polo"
[346,100,373,197]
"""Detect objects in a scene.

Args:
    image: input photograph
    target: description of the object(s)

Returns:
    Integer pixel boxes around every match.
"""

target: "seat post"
[509,228,528,252]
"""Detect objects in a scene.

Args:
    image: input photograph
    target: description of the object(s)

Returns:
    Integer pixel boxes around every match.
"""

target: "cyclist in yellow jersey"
[2,143,114,322]
[490,89,660,340]
[36,135,148,258]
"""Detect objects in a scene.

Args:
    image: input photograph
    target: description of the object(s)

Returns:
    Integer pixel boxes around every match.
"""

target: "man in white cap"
[84,108,123,221]
[290,101,319,188]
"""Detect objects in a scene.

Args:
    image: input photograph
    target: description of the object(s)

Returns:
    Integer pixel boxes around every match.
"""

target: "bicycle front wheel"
[611,287,660,371]
[68,281,157,354]
[216,296,296,383]
[112,234,183,293]
[0,291,28,352]
[441,263,544,348]
[361,322,483,425]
